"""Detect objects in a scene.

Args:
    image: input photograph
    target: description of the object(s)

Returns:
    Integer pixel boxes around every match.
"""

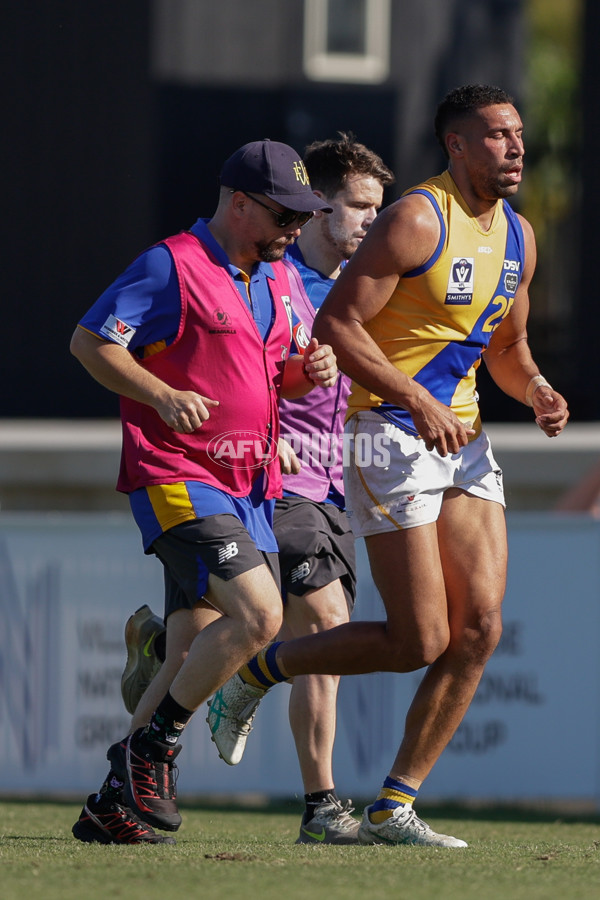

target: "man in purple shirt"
[207,134,394,844]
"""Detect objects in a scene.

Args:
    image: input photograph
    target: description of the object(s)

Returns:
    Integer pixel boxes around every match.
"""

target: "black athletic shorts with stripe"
[274,495,356,613]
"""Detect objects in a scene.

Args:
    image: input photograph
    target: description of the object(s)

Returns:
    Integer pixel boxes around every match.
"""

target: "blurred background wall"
[2,0,599,807]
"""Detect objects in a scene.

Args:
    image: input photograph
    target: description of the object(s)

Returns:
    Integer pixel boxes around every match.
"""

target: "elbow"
[70,326,102,365]
[69,328,84,361]
[311,309,330,346]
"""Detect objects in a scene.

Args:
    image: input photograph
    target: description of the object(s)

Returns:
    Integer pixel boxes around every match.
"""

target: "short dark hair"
[302,131,395,197]
[434,85,515,158]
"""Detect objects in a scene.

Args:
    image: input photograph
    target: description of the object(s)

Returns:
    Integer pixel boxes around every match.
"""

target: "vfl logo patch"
[290,561,311,582]
[100,314,136,347]
[445,257,474,305]
[218,542,239,564]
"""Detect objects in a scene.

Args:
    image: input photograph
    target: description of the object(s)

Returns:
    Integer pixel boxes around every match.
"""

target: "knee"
[286,584,350,635]
[246,603,283,649]
[307,605,349,633]
[458,608,503,665]
[408,625,450,669]
[386,622,450,672]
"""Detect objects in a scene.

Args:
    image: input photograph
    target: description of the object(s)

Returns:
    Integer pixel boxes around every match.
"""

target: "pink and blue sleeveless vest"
[117,231,293,498]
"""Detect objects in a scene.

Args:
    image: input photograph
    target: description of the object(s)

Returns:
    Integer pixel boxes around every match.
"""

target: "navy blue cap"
[220,139,332,213]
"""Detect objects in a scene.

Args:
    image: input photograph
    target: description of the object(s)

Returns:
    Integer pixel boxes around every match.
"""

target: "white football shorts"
[343,410,505,536]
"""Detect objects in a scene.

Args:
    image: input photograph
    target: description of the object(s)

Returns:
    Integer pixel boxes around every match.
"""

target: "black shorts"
[274,496,356,612]
[151,515,280,620]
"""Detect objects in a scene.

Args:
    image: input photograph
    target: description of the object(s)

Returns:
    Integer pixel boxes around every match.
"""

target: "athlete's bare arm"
[313,194,474,456]
[483,216,569,437]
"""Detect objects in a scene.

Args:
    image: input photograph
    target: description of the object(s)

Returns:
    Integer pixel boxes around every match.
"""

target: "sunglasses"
[238,190,314,229]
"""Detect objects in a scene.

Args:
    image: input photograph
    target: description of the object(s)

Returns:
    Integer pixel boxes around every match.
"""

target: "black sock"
[97,769,124,803]
[146,691,193,744]
[305,789,337,819]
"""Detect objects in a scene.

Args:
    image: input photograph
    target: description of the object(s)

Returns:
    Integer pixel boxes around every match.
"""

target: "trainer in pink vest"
[117,231,294,499]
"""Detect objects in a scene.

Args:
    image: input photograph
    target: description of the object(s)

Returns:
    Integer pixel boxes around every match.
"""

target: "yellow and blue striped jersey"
[348,170,525,437]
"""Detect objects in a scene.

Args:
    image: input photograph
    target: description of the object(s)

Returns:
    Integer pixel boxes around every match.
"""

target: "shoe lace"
[232,698,262,735]
[132,733,180,799]
[114,802,154,834]
[394,807,430,834]
[164,758,179,798]
[316,794,357,830]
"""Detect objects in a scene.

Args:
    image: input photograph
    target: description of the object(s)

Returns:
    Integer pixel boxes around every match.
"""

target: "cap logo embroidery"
[293,161,310,185]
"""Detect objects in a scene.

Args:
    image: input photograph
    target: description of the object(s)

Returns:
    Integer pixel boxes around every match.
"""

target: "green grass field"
[1,799,599,900]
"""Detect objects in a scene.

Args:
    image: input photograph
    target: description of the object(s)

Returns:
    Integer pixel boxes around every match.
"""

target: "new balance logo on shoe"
[218,542,239,563]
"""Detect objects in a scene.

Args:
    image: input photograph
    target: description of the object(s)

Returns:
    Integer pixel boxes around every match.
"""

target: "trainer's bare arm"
[313,195,474,456]
[70,326,219,433]
[280,337,338,399]
[483,216,569,437]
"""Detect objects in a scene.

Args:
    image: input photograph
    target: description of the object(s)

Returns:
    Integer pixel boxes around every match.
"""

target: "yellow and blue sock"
[369,775,419,823]
[238,641,290,689]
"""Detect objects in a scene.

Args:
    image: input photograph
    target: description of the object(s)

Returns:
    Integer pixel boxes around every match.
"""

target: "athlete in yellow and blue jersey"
[349,168,525,440]
[222,85,570,849]
[309,84,569,846]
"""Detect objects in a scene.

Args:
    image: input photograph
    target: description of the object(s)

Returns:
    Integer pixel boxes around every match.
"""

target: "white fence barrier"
[1,512,599,805]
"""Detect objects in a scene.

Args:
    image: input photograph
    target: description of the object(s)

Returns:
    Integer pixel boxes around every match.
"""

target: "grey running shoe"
[121,605,165,715]
[357,805,468,848]
[296,794,360,845]
[206,673,268,765]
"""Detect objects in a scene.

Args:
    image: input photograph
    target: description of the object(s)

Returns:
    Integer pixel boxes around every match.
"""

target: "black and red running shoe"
[72,793,175,844]
[107,728,182,832]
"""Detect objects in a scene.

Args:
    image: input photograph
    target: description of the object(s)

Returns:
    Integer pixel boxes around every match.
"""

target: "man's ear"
[446,133,464,157]
[311,189,328,218]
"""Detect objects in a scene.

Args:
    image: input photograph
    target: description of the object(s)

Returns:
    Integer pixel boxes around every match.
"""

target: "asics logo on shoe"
[290,561,310,582]
[301,826,326,842]
[218,542,239,563]
[208,690,227,734]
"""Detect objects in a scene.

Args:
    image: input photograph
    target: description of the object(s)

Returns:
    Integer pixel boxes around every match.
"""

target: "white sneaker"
[206,674,268,765]
[358,805,468,848]
[296,794,360,845]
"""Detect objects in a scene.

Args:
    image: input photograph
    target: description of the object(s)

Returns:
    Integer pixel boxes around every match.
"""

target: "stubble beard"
[322,217,361,261]
[479,167,521,201]
[257,238,290,263]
